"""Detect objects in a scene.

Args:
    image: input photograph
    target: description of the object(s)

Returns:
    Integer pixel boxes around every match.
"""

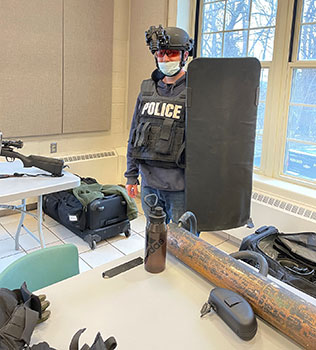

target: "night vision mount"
[145,25,194,56]
[145,25,170,54]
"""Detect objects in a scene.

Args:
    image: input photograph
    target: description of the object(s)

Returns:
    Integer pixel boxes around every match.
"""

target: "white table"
[31,252,303,349]
[0,160,80,249]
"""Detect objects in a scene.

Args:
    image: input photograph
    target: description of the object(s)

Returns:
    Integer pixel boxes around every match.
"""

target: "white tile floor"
[0,197,240,274]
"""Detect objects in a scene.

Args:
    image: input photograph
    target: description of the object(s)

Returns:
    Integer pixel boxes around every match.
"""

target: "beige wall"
[1,0,191,186]
[10,0,130,160]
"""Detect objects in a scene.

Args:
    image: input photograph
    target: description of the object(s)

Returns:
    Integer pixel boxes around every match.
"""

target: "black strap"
[141,80,155,96]
[0,172,63,179]
[137,121,151,147]
[133,123,144,147]
[175,142,185,168]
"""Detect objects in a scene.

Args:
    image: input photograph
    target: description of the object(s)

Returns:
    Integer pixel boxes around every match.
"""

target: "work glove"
[18,283,51,324]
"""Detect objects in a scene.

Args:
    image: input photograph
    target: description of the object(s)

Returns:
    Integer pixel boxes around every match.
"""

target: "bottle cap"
[149,206,166,224]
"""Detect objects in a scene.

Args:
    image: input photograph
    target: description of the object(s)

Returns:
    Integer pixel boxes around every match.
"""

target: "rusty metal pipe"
[167,224,316,349]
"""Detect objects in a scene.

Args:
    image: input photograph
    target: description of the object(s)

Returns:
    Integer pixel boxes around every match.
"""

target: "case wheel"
[124,229,131,238]
[90,240,97,250]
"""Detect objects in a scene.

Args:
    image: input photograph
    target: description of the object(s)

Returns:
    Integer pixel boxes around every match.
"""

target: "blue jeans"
[141,185,185,224]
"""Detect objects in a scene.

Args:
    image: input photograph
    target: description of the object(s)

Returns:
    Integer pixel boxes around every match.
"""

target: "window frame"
[197,0,316,189]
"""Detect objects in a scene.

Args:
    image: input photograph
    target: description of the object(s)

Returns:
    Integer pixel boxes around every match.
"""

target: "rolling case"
[43,191,131,250]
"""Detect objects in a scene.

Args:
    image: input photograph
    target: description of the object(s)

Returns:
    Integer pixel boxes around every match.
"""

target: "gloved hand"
[19,283,51,324]
[37,294,51,324]
[126,184,138,198]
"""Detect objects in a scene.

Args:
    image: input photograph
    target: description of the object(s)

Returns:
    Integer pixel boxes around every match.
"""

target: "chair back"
[0,244,79,292]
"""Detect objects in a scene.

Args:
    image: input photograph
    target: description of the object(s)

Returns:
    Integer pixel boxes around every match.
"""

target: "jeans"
[141,185,185,224]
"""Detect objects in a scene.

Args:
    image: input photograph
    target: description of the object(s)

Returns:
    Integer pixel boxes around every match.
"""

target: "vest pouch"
[133,122,151,148]
[1,305,38,347]
[154,119,175,155]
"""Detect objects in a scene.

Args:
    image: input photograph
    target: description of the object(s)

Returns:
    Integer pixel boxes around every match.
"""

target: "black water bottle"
[144,196,167,273]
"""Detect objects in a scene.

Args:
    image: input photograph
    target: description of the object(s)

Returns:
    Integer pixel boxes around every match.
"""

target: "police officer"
[125,25,194,223]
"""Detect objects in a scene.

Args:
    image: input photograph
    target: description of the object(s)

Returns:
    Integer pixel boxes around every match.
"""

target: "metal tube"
[167,224,316,349]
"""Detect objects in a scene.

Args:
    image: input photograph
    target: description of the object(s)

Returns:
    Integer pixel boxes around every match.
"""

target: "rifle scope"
[2,140,24,149]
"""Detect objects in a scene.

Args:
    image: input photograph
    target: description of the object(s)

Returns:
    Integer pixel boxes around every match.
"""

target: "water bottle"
[144,195,167,273]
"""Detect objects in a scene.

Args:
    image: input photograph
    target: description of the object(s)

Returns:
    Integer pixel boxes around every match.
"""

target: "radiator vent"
[61,151,116,163]
[252,191,316,222]
[59,150,119,185]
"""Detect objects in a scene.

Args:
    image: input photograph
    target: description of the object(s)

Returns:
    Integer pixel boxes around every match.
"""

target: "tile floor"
[0,198,240,274]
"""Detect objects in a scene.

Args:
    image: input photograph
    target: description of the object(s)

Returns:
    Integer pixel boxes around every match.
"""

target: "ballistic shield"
[185,57,261,231]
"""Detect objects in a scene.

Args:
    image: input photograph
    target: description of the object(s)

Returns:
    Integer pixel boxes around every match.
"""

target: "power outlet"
[50,142,57,153]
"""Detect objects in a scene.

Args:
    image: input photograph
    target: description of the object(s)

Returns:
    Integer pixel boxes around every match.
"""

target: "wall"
[2,0,130,163]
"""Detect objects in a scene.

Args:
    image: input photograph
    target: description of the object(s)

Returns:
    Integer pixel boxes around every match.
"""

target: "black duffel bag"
[43,190,86,231]
[239,225,316,298]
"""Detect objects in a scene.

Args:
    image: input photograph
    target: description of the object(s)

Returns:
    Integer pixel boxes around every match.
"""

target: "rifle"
[0,132,64,177]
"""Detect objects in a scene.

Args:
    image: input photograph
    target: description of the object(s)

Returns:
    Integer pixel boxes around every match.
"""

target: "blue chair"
[0,244,79,292]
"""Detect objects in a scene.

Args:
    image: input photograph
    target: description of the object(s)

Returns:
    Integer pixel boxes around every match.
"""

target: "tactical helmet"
[145,25,194,55]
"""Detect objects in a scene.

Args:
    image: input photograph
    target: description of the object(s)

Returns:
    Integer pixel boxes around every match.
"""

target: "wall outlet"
[50,142,57,153]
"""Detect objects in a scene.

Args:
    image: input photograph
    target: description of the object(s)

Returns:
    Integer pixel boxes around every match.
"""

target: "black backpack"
[239,226,316,298]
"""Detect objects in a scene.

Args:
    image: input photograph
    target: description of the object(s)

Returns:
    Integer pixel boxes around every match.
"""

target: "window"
[199,0,316,186]
[283,0,316,182]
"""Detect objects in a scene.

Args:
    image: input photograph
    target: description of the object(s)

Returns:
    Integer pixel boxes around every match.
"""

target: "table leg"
[37,195,46,248]
[15,199,26,250]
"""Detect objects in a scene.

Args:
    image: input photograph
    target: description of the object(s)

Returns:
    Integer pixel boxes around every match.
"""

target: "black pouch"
[155,119,175,154]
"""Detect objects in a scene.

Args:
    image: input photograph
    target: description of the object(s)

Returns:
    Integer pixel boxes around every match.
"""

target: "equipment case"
[239,225,316,298]
[43,191,131,250]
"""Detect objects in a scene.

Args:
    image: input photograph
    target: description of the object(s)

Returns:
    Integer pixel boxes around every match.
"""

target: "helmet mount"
[145,25,194,56]
[146,25,194,77]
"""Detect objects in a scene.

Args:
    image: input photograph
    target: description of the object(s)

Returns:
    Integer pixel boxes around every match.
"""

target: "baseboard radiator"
[250,190,316,232]
[223,190,316,242]
[61,150,121,185]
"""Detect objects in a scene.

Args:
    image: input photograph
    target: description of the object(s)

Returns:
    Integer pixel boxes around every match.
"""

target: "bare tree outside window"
[201,0,316,183]
[201,0,278,168]
[284,0,316,181]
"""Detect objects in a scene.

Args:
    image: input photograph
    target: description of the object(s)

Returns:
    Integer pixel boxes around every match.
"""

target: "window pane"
[284,141,316,181]
[248,28,275,60]
[259,68,269,101]
[202,2,225,32]
[290,69,316,105]
[250,0,278,28]
[223,30,247,57]
[298,24,316,60]
[287,105,316,143]
[302,0,316,24]
[257,102,266,131]
[254,134,262,168]
[225,0,250,31]
[201,33,223,57]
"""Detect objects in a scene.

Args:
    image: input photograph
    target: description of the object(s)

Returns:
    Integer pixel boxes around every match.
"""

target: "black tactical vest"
[131,79,186,168]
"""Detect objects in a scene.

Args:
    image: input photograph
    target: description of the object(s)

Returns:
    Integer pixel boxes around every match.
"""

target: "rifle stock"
[1,149,64,176]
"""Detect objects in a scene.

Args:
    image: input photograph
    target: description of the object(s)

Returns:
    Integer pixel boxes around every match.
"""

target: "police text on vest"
[141,102,182,119]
